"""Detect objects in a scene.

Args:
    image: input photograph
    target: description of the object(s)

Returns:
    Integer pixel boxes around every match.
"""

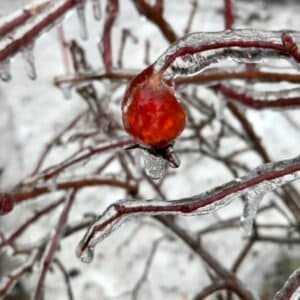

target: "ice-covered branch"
[12,176,137,203]
[76,154,300,263]
[33,190,77,300]
[0,0,89,80]
[132,0,177,43]
[153,30,300,76]
[274,269,300,300]
[21,138,134,187]
[101,0,119,69]
[213,84,300,110]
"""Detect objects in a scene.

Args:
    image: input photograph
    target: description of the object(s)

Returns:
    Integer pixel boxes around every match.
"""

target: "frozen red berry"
[122,65,186,148]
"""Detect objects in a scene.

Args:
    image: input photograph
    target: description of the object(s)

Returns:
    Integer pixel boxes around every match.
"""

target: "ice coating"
[240,192,262,237]
[22,43,36,80]
[76,3,88,40]
[274,269,300,300]
[59,83,73,100]
[143,150,168,180]
[0,59,11,82]
[153,30,300,77]
[0,0,88,81]
[168,48,283,78]
[222,84,300,102]
[92,0,102,21]
[76,155,300,263]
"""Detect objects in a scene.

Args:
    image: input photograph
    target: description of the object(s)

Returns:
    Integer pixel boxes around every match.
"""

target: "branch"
[224,0,234,30]
[214,83,300,110]
[33,190,77,300]
[154,30,300,73]
[101,0,119,69]
[132,0,177,43]
[274,269,300,300]
[21,138,134,187]
[13,176,137,204]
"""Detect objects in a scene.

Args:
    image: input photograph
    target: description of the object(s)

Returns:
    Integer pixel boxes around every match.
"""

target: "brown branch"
[22,138,134,187]
[224,0,234,30]
[101,0,119,69]
[214,84,300,110]
[31,110,86,176]
[0,252,39,296]
[14,176,137,204]
[176,69,300,85]
[0,197,64,248]
[0,0,51,37]
[33,190,77,300]
[132,0,177,43]
[54,258,74,300]
[184,0,198,35]
[55,67,300,91]
[193,282,242,299]
[158,217,256,300]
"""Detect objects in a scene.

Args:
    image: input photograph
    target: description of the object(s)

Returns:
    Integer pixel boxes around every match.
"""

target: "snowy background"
[0,0,300,299]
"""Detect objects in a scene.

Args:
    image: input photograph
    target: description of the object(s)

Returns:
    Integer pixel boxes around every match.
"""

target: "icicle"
[143,150,168,180]
[58,83,72,100]
[91,0,102,21]
[240,191,262,237]
[0,59,12,82]
[76,4,88,40]
[22,43,37,80]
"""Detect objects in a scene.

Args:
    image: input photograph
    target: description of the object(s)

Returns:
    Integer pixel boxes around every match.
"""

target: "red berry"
[0,192,15,215]
[122,65,186,148]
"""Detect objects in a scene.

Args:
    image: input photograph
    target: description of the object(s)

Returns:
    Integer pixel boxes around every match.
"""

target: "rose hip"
[122,65,186,148]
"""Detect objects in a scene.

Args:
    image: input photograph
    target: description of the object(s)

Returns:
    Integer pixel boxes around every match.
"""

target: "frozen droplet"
[143,151,167,180]
[92,0,102,21]
[59,83,72,100]
[76,244,94,264]
[77,4,88,40]
[22,43,37,80]
[0,59,12,82]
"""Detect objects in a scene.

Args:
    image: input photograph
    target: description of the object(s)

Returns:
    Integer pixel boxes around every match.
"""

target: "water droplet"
[0,59,12,82]
[22,43,37,80]
[92,0,102,21]
[77,4,88,40]
[143,151,167,180]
